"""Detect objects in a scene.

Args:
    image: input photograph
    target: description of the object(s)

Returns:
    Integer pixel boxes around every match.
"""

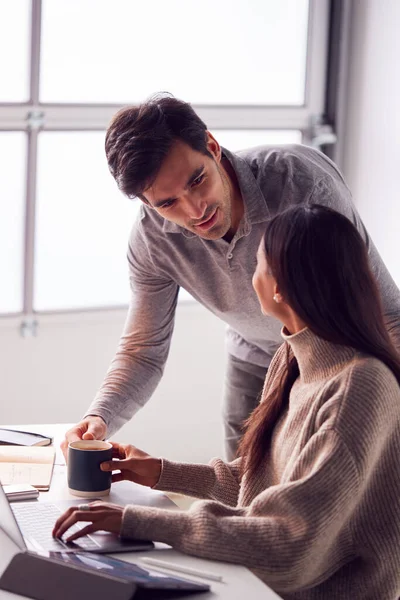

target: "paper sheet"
[0,446,55,489]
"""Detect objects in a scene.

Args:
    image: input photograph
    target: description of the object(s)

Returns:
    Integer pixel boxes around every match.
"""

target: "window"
[0,0,31,102]
[0,0,330,317]
[40,0,309,106]
[35,132,138,311]
[214,130,302,150]
[0,133,26,313]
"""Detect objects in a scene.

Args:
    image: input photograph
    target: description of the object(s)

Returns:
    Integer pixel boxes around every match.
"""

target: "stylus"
[139,557,224,583]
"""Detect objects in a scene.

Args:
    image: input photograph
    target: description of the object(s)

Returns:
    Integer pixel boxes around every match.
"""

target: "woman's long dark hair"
[239,204,400,478]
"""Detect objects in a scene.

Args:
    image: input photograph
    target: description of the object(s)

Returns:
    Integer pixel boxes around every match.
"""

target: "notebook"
[0,428,53,447]
[0,446,55,491]
[4,484,39,502]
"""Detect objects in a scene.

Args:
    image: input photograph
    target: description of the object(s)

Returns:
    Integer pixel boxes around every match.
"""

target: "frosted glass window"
[0,133,26,314]
[40,0,309,105]
[35,132,141,311]
[214,129,302,150]
[0,0,31,102]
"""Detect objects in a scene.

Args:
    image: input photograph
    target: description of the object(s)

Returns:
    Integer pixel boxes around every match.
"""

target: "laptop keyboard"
[12,502,100,551]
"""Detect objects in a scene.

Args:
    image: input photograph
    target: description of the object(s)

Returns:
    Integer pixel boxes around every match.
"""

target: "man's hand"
[52,501,123,542]
[100,442,162,488]
[61,416,107,461]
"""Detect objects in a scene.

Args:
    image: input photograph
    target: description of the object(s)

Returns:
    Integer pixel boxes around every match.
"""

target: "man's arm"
[83,216,179,437]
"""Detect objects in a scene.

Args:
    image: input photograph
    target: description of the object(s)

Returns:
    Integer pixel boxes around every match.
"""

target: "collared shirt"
[86,144,400,435]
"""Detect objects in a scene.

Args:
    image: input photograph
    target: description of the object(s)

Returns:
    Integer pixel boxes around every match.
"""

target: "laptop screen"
[0,480,26,552]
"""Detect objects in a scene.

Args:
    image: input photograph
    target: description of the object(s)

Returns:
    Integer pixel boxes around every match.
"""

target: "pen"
[140,556,224,583]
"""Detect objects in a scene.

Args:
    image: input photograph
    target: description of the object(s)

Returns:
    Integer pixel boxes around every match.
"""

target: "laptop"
[0,481,210,599]
[0,480,154,554]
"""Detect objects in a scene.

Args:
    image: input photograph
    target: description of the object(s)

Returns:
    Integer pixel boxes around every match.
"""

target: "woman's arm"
[153,456,242,505]
[102,442,242,506]
[121,430,360,593]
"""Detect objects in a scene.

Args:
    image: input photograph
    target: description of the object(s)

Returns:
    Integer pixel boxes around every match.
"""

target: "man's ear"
[205,131,222,162]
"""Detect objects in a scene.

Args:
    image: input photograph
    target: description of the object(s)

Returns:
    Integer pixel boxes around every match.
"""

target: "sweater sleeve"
[153,457,242,506]
[121,429,360,592]
[84,213,179,436]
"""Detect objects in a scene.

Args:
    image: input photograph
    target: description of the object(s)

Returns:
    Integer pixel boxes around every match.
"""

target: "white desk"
[0,424,282,600]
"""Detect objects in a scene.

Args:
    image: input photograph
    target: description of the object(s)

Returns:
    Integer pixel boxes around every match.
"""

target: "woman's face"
[252,239,282,317]
[252,238,308,335]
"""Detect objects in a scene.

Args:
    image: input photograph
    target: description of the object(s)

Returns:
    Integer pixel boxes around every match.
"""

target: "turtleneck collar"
[281,327,356,383]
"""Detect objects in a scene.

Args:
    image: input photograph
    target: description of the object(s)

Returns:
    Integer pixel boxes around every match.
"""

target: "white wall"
[0,303,226,463]
[343,0,400,287]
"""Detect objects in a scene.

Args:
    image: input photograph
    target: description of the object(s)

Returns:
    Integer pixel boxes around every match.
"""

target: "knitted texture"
[122,328,400,599]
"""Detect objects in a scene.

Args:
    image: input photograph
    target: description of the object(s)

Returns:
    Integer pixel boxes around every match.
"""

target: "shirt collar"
[162,146,270,236]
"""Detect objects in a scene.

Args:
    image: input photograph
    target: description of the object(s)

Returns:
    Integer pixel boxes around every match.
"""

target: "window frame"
[0,0,331,320]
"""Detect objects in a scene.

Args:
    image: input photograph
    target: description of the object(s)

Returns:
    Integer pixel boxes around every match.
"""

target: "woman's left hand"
[52,501,124,542]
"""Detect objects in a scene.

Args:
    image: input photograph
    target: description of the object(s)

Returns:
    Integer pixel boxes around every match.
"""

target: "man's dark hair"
[105,93,212,200]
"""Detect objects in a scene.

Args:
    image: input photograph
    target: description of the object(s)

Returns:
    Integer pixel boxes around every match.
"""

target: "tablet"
[45,551,210,596]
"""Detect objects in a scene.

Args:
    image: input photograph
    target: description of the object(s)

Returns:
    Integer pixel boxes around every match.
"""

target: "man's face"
[142,133,236,240]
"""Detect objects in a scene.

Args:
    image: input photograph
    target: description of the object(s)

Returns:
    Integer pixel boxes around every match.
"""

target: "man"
[62,93,400,461]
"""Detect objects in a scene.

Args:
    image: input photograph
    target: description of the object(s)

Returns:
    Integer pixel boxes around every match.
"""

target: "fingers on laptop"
[52,502,123,540]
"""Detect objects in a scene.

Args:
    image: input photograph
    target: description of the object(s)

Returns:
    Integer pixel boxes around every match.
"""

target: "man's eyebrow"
[152,166,205,208]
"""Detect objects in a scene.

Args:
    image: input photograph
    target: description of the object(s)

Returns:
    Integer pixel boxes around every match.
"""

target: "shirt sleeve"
[121,430,360,593]
[84,214,179,436]
[153,457,242,506]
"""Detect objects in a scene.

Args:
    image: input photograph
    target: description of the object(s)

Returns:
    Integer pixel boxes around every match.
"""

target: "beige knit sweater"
[121,328,400,599]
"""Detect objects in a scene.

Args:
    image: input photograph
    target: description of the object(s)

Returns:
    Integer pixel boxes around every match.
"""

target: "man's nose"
[184,195,207,220]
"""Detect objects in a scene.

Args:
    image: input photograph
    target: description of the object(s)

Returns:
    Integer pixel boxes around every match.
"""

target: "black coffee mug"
[67,440,113,498]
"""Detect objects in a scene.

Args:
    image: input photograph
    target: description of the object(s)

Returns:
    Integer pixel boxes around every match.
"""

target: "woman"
[53,205,400,599]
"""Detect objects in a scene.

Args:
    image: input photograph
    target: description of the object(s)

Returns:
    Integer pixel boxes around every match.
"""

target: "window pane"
[40,0,309,105]
[0,133,26,314]
[214,129,302,151]
[0,0,31,102]
[35,132,139,312]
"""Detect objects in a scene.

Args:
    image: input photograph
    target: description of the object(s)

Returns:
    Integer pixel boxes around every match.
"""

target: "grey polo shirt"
[86,144,400,435]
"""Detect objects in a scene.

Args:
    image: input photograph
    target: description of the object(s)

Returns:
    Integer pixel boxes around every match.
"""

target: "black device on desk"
[0,481,210,599]
[0,427,53,446]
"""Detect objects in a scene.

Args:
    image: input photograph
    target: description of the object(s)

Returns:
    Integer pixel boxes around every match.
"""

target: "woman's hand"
[52,501,123,542]
[100,442,162,488]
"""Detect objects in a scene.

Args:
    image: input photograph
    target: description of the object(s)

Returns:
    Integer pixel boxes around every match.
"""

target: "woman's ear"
[273,284,284,304]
